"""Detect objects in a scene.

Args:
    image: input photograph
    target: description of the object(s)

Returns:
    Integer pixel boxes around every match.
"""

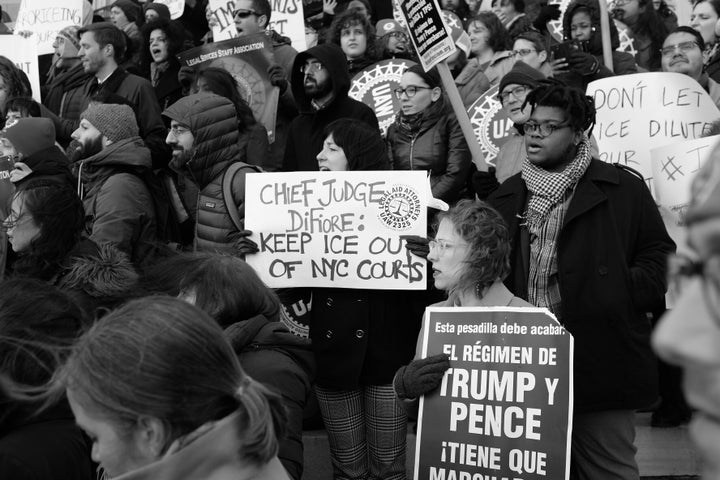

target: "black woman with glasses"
[386,64,472,205]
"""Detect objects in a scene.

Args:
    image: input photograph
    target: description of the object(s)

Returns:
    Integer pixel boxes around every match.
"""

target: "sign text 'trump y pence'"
[416,307,574,480]
[245,171,428,289]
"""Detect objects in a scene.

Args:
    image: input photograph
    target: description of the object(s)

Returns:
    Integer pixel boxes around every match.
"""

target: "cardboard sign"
[268,0,306,52]
[0,35,41,102]
[14,0,83,55]
[416,307,574,480]
[209,0,239,41]
[467,85,513,167]
[587,72,720,190]
[650,135,719,251]
[177,34,279,142]
[154,0,185,20]
[398,0,456,71]
[349,59,418,136]
[244,171,428,289]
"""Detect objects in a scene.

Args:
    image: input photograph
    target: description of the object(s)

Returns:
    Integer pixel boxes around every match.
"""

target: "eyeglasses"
[168,125,191,137]
[388,31,408,41]
[512,48,536,57]
[233,9,258,18]
[499,85,530,102]
[428,238,468,254]
[524,121,571,137]
[393,86,433,99]
[660,41,700,56]
[300,63,325,74]
[669,253,720,324]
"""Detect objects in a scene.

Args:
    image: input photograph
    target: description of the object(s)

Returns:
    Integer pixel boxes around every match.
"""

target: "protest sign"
[650,135,719,251]
[398,0,456,71]
[349,59,417,136]
[468,86,512,167]
[416,307,573,480]
[0,35,41,101]
[587,72,720,190]
[244,171,428,289]
[14,0,83,55]
[154,0,185,20]
[269,0,306,52]
[209,0,239,41]
[178,34,279,142]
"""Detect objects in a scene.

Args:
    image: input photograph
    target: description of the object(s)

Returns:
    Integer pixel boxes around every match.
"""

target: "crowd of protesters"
[1,0,720,479]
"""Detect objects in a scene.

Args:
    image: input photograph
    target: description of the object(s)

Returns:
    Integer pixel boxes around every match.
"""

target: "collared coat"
[488,159,675,412]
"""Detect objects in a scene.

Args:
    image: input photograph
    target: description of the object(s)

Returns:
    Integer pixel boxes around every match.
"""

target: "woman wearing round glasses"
[386,64,472,205]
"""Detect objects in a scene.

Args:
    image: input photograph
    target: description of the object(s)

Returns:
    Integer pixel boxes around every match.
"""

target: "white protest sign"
[245,171,428,289]
[15,0,83,55]
[154,0,185,20]
[269,0,306,52]
[209,0,238,41]
[587,72,720,190]
[398,0,456,71]
[0,35,41,102]
[650,135,719,251]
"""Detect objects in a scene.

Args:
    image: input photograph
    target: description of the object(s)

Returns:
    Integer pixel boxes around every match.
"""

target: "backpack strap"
[222,162,261,231]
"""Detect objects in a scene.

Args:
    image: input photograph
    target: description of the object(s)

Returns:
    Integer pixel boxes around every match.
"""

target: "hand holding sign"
[395,354,451,400]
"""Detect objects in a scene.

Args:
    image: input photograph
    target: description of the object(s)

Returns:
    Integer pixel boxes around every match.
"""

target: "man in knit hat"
[71,103,157,265]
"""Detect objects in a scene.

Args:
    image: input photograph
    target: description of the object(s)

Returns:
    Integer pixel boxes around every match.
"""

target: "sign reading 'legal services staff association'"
[398,0,456,71]
[244,171,428,289]
[416,307,574,480]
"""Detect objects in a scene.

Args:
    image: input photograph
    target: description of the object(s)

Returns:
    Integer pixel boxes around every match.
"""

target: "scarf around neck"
[521,140,591,230]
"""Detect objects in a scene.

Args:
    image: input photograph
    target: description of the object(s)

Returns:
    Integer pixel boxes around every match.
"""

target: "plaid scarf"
[521,140,591,232]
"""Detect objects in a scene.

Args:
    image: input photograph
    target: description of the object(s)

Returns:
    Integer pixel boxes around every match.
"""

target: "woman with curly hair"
[0,56,32,129]
[329,8,378,76]
[465,12,516,86]
[141,18,186,109]
[612,0,670,70]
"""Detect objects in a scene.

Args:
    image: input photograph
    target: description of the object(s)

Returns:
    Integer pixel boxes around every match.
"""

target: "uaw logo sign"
[349,59,417,136]
[377,184,422,231]
[468,86,512,166]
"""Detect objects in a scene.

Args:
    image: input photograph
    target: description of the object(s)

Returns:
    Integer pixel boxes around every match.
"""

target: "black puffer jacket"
[386,98,472,203]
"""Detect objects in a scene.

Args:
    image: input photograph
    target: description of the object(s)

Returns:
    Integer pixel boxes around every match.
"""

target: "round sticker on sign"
[349,59,418,136]
[377,184,423,231]
[467,85,513,166]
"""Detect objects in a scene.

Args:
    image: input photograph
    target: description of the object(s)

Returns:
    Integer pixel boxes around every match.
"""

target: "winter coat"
[162,93,256,252]
[267,30,300,173]
[282,43,379,172]
[347,55,376,77]
[152,58,183,111]
[0,402,93,480]
[46,68,171,169]
[454,58,491,108]
[225,316,315,480]
[15,145,75,188]
[707,48,720,84]
[488,159,676,412]
[311,288,426,389]
[495,126,526,184]
[42,63,91,133]
[386,99,472,203]
[506,14,533,40]
[78,136,157,266]
[113,411,290,480]
[240,123,270,169]
[481,50,516,87]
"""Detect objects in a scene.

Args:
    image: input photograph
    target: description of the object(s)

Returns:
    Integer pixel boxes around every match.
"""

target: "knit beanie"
[3,118,56,158]
[81,104,139,143]
[112,0,141,23]
[58,25,81,57]
[405,63,441,89]
[144,2,171,21]
[499,61,545,94]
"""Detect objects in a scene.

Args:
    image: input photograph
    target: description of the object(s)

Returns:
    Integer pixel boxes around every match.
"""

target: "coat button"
[326,330,333,339]
[326,298,334,307]
[356,329,365,338]
[598,265,608,275]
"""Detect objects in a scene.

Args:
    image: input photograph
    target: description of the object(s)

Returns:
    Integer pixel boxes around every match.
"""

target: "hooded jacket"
[225,316,315,480]
[42,63,91,129]
[266,30,299,172]
[78,137,157,266]
[282,43,379,172]
[162,93,258,252]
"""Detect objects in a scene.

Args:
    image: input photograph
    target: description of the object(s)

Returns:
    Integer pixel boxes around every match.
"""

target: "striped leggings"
[315,384,408,480]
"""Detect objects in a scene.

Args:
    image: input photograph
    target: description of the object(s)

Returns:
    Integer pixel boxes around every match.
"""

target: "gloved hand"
[394,354,451,400]
[267,64,289,93]
[232,229,259,256]
[471,166,499,199]
[567,50,600,76]
[532,3,561,32]
[400,235,430,259]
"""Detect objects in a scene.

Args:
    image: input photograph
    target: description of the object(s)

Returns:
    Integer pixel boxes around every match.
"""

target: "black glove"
[232,229,259,255]
[394,354,451,400]
[471,166,499,199]
[533,3,561,32]
[400,235,430,259]
[267,64,289,93]
[567,50,600,76]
